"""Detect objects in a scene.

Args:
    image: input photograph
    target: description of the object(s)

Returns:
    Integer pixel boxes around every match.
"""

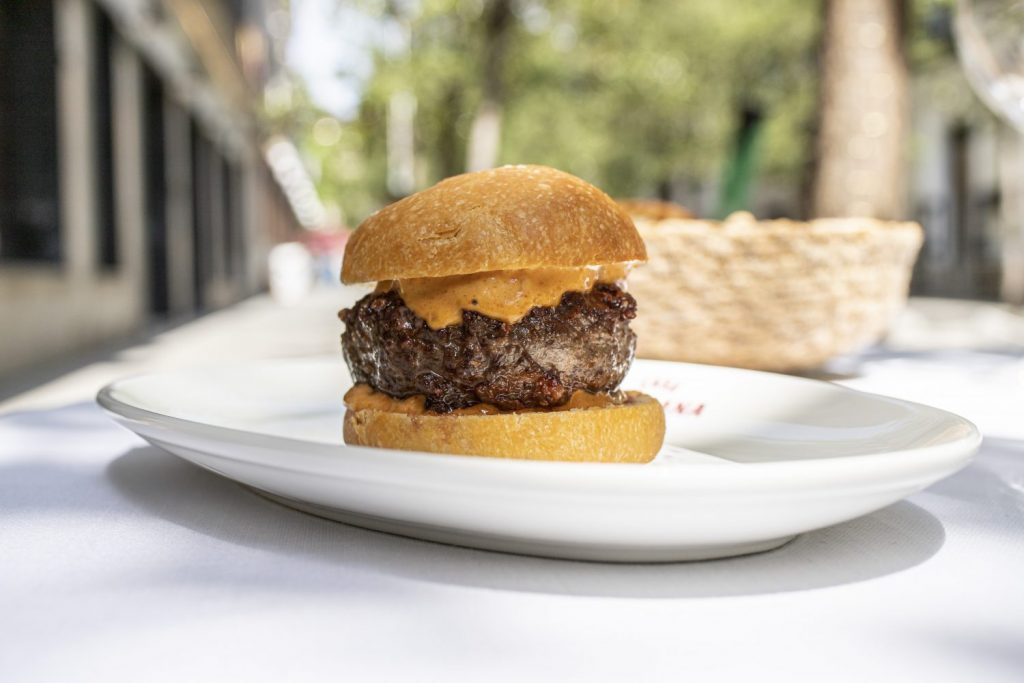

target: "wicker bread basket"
[628,212,924,371]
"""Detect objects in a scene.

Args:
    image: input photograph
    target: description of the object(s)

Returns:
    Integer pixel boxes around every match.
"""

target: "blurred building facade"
[0,0,300,377]
[908,65,1023,303]
[910,100,1002,301]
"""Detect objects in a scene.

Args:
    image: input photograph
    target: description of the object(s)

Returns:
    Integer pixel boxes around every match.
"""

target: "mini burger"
[338,164,665,462]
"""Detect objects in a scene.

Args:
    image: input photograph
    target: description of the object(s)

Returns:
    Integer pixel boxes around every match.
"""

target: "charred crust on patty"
[340,283,637,413]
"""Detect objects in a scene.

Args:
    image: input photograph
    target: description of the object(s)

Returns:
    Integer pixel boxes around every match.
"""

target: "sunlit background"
[279,0,1020,302]
[1,0,1023,397]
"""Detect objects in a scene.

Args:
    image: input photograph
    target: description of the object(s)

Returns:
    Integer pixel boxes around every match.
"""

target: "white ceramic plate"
[97,358,980,562]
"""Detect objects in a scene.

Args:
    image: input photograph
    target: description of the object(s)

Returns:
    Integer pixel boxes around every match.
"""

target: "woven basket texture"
[628,214,924,371]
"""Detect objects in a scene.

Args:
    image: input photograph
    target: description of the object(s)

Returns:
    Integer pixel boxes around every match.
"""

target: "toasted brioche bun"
[343,390,666,463]
[342,165,647,283]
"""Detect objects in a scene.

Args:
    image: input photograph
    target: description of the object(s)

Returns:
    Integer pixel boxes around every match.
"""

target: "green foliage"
[909,0,957,68]
[907,0,993,127]
[284,0,823,223]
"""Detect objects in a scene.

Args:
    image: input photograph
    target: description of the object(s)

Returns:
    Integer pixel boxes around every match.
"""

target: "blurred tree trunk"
[813,0,908,218]
[438,83,465,179]
[466,0,512,172]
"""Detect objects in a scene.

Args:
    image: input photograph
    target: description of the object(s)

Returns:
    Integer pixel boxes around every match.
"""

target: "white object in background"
[267,242,314,306]
[97,358,980,562]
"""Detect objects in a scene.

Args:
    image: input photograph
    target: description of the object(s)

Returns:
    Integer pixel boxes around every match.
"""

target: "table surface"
[2,291,1023,682]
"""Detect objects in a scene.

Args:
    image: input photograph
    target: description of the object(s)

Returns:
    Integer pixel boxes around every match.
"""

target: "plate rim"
[95,358,982,492]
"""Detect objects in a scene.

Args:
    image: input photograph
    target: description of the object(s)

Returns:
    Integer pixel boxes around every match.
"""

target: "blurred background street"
[0,286,360,413]
[2,0,1024,401]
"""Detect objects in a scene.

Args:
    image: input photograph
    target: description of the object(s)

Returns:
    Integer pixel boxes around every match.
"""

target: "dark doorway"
[190,120,213,312]
[222,156,242,283]
[92,5,118,268]
[230,164,246,290]
[142,64,168,314]
[0,1,61,262]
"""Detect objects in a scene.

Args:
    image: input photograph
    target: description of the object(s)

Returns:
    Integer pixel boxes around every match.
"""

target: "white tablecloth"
[2,348,1023,682]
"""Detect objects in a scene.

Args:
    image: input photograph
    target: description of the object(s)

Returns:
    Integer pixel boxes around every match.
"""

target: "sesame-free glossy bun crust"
[343,390,666,463]
[341,165,647,283]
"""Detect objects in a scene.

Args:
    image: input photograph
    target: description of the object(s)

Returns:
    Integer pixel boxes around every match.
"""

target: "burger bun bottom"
[343,390,665,463]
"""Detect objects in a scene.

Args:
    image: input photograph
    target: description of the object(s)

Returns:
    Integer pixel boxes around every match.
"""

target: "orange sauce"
[376,263,632,329]
[344,384,627,416]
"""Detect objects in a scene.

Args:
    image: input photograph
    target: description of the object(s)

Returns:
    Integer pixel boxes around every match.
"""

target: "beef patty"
[340,283,637,412]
